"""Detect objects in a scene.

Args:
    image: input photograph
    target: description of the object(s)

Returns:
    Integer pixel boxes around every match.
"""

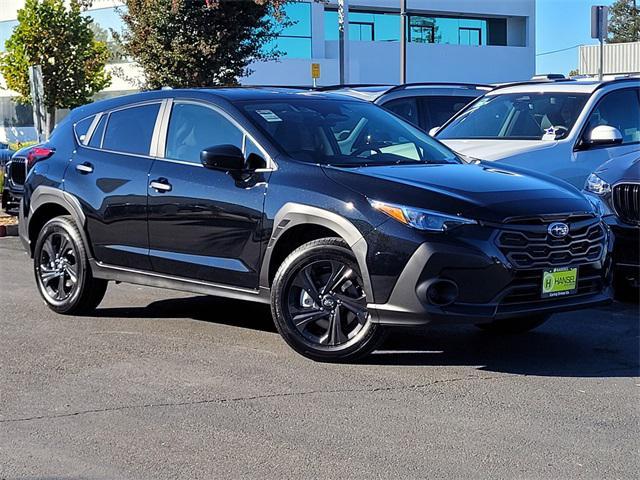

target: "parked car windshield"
[239,98,460,167]
[438,92,589,140]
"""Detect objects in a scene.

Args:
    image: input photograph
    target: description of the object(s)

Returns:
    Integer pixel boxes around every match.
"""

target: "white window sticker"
[256,110,282,122]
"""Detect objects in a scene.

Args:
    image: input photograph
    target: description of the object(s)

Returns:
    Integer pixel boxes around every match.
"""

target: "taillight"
[26,146,55,168]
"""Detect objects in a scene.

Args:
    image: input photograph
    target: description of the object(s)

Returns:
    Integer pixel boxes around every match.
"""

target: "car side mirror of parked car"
[428,126,440,137]
[201,145,245,171]
[586,125,623,147]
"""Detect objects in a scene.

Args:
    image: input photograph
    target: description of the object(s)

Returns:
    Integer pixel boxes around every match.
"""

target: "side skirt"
[90,260,271,305]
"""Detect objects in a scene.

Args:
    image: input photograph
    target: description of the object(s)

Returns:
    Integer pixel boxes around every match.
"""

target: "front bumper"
[366,219,613,326]
[605,215,640,287]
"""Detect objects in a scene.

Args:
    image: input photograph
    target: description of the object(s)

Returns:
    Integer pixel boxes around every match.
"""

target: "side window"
[586,88,640,145]
[74,115,95,144]
[383,97,419,126]
[102,103,161,155]
[88,115,106,148]
[165,103,244,163]
[422,96,475,131]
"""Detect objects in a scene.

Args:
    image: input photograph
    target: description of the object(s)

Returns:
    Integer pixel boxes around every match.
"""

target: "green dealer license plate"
[541,267,578,298]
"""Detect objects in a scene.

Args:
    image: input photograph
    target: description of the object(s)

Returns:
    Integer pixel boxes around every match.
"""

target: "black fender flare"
[259,202,372,298]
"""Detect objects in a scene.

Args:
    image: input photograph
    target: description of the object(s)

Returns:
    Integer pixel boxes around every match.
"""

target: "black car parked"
[584,151,639,300]
[19,88,613,361]
[1,146,28,213]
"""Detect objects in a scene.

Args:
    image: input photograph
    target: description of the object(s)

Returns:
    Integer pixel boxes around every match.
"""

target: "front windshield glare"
[437,92,589,141]
[239,99,460,166]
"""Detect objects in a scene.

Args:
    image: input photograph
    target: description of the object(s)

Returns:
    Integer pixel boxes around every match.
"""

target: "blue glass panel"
[280,2,311,37]
[0,20,18,52]
[265,36,312,58]
[325,10,339,41]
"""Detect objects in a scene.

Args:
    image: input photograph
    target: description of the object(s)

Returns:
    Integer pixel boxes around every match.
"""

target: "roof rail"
[531,74,566,81]
[490,77,576,92]
[384,82,494,95]
[315,84,392,91]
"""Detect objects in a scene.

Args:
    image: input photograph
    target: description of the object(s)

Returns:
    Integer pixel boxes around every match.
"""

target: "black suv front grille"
[8,158,26,186]
[496,217,605,269]
[613,183,640,225]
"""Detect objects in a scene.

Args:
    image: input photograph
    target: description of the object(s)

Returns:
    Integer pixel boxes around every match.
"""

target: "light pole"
[400,0,407,83]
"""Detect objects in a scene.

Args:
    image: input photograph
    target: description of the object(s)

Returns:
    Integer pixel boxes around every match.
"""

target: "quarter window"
[585,89,640,145]
[74,116,95,144]
[102,103,160,155]
[165,103,244,164]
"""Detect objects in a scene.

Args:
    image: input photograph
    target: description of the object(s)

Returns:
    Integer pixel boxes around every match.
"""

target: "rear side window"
[74,116,95,144]
[384,98,419,127]
[585,88,640,145]
[102,103,161,155]
[88,115,107,148]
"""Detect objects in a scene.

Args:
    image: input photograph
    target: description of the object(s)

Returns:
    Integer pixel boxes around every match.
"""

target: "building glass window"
[0,20,18,53]
[265,1,312,58]
[325,10,400,42]
[408,16,487,45]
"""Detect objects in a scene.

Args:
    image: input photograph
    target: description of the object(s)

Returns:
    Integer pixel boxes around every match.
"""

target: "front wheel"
[476,314,551,334]
[271,238,385,362]
[33,215,108,315]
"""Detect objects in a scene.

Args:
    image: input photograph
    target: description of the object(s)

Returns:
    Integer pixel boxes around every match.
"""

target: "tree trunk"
[45,106,56,140]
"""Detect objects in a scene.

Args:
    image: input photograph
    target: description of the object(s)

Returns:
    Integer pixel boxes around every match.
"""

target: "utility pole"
[400,0,407,83]
[338,0,349,85]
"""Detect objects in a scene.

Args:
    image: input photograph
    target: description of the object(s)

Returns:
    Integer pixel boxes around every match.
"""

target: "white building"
[0,0,536,142]
[579,41,640,76]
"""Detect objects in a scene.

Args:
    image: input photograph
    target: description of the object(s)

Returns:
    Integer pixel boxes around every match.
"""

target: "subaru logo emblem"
[548,222,569,238]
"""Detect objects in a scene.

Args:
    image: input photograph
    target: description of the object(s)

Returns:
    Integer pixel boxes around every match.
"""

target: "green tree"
[0,0,111,136]
[117,0,291,89]
[607,0,640,43]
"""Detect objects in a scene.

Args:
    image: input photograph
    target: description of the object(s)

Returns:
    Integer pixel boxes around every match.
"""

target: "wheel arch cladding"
[27,186,90,257]
[260,203,373,300]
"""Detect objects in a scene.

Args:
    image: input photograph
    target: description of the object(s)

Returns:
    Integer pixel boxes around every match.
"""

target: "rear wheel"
[476,314,550,334]
[271,238,385,362]
[33,216,107,314]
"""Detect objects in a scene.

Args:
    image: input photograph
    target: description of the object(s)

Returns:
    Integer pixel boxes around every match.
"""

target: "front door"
[147,101,269,289]
[572,87,640,187]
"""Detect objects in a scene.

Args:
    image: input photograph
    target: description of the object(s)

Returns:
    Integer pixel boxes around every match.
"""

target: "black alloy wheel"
[271,238,385,362]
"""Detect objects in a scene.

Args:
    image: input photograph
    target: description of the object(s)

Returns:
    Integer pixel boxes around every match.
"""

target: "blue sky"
[536,0,615,75]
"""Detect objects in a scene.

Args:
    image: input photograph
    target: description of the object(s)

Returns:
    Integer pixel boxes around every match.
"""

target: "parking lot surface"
[0,237,638,479]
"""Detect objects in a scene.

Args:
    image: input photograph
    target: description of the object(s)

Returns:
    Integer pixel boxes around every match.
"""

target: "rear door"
[65,101,163,270]
[146,99,270,289]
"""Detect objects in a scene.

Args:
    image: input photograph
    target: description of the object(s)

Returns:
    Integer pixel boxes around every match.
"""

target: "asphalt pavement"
[0,236,638,479]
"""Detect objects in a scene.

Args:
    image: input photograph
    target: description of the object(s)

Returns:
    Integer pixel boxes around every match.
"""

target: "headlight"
[369,200,476,232]
[585,173,611,196]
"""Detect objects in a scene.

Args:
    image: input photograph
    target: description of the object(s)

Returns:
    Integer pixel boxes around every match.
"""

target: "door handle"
[75,162,94,174]
[150,178,172,192]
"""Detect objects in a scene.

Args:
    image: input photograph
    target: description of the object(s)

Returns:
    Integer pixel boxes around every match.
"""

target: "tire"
[271,237,385,362]
[476,314,551,334]
[33,215,107,315]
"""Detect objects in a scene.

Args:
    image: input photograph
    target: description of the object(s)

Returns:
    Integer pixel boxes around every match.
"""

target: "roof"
[320,83,492,102]
[487,77,640,96]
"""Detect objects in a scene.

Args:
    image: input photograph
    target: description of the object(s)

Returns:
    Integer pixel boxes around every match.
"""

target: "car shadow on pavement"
[94,295,277,333]
[95,295,639,378]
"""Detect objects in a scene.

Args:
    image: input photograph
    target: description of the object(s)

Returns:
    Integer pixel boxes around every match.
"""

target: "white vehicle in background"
[432,77,640,188]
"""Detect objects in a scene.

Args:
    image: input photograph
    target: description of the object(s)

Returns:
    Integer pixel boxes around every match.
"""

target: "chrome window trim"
[150,99,172,157]
[73,114,98,145]
[159,99,277,171]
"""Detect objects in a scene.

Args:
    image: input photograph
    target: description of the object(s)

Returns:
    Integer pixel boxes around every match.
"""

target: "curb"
[0,224,19,237]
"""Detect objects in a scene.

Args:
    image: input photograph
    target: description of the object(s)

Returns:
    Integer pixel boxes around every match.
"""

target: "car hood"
[594,151,640,184]
[324,162,593,224]
[438,139,557,161]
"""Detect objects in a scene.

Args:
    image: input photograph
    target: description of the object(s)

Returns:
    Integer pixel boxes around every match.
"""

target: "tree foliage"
[607,0,640,43]
[117,0,291,89]
[0,0,111,134]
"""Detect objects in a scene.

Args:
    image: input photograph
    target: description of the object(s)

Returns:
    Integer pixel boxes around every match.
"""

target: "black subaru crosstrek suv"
[19,88,613,361]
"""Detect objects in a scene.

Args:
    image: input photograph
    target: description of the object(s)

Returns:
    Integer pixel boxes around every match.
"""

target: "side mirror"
[586,125,623,146]
[428,126,440,137]
[200,144,245,171]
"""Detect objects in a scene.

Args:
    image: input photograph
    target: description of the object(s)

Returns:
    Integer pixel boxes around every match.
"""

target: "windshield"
[437,92,589,140]
[239,98,460,167]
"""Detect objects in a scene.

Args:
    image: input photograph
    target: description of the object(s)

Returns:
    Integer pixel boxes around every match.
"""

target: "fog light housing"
[426,280,459,306]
